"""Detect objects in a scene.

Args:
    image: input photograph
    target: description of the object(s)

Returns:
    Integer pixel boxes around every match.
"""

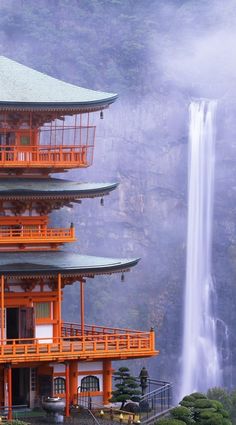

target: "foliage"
[156,419,187,425]
[170,406,195,425]
[176,393,232,425]
[109,366,141,409]
[207,388,232,413]
[190,393,207,400]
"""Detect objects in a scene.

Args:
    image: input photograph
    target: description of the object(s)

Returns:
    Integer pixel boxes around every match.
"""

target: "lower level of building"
[0,359,113,419]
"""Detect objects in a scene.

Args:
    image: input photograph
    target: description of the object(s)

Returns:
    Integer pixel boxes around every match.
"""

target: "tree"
[109,366,141,409]
[207,388,232,413]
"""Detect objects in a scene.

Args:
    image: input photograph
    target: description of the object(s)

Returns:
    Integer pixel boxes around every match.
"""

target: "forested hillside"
[1,0,236,394]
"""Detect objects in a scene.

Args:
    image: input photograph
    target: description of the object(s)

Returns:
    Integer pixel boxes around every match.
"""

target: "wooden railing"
[62,322,148,336]
[0,226,76,244]
[0,326,156,363]
[0,144,94,168]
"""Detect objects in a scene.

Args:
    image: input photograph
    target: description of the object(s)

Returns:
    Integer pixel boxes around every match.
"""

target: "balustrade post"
[103,360,112,405]
[6,364,12,420]
[65,361,70,417]
[150,327,155,351]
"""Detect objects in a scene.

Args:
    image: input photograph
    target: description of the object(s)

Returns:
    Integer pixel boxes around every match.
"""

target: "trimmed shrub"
[194,399,213,409]
[156,419,187,425]
[170,406,194,424]
[207,388,232,413]
[180,400,196,408]
[182,396,196,402]
[190,393,207,400]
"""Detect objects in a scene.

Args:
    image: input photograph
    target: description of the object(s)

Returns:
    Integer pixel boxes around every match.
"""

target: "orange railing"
[0,326,156,363]
[0,226,76,243]
[62,322,148,336]
[0,145,93,168]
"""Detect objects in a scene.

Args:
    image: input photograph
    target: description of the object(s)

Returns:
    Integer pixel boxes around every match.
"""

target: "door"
[19,307,35,341]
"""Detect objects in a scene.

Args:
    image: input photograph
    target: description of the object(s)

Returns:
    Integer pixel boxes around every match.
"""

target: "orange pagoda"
[0,56,157,419]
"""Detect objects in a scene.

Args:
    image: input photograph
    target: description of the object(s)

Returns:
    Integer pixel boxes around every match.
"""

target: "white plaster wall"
[35,324,53,343]
[78,361,102,371]
[52,363,66,373]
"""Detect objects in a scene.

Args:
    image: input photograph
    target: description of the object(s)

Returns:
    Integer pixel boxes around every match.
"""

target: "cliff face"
[1,0,236,393]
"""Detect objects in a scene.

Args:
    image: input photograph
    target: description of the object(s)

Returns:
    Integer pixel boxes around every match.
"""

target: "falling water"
[180,99,222,399]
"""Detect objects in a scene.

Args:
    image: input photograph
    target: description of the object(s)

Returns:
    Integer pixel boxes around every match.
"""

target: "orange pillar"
[103,360,112,405]
[53,300,59,338]
[58,274,62,338]
[7,365,12,420]
[69,361,78,405]
[1,275,4,342]
[65,362,70,417]
[80,278,85,336]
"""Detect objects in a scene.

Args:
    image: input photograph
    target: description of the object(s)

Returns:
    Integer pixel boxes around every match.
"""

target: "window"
[81,376,100,392]
[54,377,65,394]
[35,302,51,319]
[20,135,30,145]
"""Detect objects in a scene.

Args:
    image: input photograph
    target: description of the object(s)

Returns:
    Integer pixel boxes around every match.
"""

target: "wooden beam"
[65,362,70,417]
[80,278,85,337]
[58,273,62,338]
[7,365,12,420]
[1,275,4,342]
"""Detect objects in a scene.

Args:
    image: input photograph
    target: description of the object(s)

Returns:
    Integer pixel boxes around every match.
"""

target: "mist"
[1,0,236,395]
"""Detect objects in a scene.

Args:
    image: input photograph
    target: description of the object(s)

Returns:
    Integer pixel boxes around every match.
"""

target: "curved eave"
[0,180,119,200]
[0,95,118,112]
[0,252,140,278]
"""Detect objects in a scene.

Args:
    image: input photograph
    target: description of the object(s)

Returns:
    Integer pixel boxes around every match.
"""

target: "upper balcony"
[0,323,157,364]
[0,114,96,172]
[0,216,76,251]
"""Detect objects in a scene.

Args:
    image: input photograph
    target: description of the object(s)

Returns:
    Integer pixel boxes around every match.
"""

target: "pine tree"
[110,366,141,409]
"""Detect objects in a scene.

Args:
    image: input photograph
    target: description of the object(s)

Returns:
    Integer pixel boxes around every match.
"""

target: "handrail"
[62,322,148,335]
[0,329,155,363]
[0,144,94,168]
[0,226,75,241]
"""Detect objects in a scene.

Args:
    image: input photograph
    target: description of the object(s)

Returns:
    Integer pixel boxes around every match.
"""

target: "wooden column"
[1,275,4,342]
[69,361,78,405]
[103,360,112,405]
[80,278,85,336]
[7,365,12,420]
[65,362,70,417]
[58,274,62,338]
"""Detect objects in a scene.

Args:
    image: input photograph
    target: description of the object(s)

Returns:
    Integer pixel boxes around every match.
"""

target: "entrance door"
[19,307,34,340]
[12,368,30,406]
[6,307,34,342]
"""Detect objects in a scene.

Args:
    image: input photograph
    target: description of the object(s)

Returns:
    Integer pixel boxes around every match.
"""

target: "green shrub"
[155,419,187,425]
[182,396,196,402]
[194,399,214,409]
[170,406,194,424]
[4,421,29,425]
[190,393,207,400]
[180,401,195,408]
[207,388,232,413]
[199,409,218,419]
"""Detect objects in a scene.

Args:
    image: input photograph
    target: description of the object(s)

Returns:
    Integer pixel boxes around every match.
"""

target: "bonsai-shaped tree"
[110,366,141,409]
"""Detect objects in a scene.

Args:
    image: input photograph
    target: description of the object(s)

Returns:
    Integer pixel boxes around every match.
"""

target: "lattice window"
[81,376,100,392]
[54,377,65,394]
[35,302,51,319]
[31,368,37,391]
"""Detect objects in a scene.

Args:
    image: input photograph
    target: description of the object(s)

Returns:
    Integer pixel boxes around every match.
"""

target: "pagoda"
[0,56,157,419]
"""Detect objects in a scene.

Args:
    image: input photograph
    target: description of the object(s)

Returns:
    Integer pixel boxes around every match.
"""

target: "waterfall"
[180,99,222,399]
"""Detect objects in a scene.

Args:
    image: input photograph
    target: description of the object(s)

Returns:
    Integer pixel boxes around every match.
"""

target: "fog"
[1,0,236,395]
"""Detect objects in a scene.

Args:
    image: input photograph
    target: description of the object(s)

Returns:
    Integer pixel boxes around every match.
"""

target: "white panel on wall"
[35,324,53,343]
[52,364,66,373]
[78,362,102,372]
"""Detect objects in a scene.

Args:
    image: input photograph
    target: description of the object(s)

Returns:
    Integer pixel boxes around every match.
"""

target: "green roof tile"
[0,252,140,277]
[0,56,118,108]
